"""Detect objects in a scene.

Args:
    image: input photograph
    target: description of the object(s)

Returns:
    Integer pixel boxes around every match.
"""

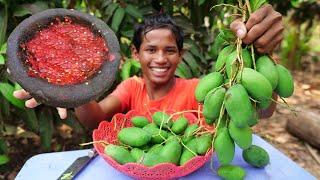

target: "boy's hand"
[13,89,67,119]
[230,4,284,54]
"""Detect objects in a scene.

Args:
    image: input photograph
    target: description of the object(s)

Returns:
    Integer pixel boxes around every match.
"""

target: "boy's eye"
[166,48,177,54]
[167,49,176,53]
[146,48,156,53]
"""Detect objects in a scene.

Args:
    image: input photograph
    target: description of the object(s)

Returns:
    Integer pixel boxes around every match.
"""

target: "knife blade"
[57,148,97,180]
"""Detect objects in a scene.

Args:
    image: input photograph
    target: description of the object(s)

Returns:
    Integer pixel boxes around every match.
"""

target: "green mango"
[214,127,235,165]
[218,164,246,180]
[203,87,226,125]
[228,120,252,149]
[118,127,151,147]
[224,84,253,128]
[105,145,135,165]
[275,64,294,98]
[195,72,224,103]
[242,145,270,168]
[171,116,189,134]
[240,68,273,109]
[131,116,149,128]
[256,56,279,90]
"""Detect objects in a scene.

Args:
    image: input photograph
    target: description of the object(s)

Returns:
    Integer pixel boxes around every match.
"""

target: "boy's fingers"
[245,4,270,30]
[230,19,247,39]
[13,89,31,99]
[25,98,41,108]
[57,107,67,119]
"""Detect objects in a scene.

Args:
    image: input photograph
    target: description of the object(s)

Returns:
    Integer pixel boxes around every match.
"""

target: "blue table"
[16,135,316,180]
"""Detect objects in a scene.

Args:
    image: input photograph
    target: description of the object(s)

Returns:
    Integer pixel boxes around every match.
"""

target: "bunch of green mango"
[104,111,213,167]
[195,31,293,180]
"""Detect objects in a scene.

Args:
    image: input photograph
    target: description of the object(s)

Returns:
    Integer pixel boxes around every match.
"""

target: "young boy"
[14,5,283,129]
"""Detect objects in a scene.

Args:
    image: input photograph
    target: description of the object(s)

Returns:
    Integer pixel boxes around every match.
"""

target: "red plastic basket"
[93,109,213,180]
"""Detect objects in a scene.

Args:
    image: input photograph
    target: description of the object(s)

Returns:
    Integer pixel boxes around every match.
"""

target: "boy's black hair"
[132,13,184,52]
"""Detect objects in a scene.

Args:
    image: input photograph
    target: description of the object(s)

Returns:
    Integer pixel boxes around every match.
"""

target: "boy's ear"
[131,45,139,60]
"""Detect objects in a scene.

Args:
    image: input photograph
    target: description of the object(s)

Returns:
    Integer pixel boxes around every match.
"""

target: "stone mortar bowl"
[6,8,120,108]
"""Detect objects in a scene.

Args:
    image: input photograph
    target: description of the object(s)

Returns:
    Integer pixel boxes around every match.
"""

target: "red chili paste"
[21,18,108,85]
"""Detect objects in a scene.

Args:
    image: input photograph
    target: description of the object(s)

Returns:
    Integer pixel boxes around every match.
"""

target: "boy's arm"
[74,95,122,130]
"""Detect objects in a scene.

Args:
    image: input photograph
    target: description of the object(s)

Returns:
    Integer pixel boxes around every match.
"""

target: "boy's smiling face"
[133,28,182,86]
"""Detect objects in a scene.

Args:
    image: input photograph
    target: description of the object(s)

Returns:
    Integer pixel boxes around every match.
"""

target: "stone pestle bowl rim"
[6,8,120,108]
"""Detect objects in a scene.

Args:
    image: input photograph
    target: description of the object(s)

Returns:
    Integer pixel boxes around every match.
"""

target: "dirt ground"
[2,69,320,179]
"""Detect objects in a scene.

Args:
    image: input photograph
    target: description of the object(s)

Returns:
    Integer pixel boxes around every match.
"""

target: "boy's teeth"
[151,67,168,72]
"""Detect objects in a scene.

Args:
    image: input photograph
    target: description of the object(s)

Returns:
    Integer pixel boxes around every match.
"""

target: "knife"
[57,148,98,180]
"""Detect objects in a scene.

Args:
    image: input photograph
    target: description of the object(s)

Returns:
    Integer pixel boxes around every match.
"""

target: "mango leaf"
[250,0,267,12]
[0,154,9,165]
[120,29,134,38]
[0,93,10,117]
[125,4,143,19]
[0,42,6,54]
[163,1,173,15]
[101,0,112,8]
[0,4,8,45]
[13,6,32,17]
[111,7,125,32]
[63,110,84,134]
[14,82,22,90]
[21,1,49,14]
[175,62,192,79]
[39,108,54,151]
[185,40,206,64]
[219,28,236,42]
[173,15,195,35]
[0,54,4,65]
[209,33,226,59]
[120,60,132,80]
[131,60,141,72]
[175,65,187,78]
[103,3,119,22]
[0,139,8,154]
[23,109,39,133]
[0,83,25,109]
[183,51,200,77]
[139,5,154,15]
[120,59,141,80]
[198,0,207,6]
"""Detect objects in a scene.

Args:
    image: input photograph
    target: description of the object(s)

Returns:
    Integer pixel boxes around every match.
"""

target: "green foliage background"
[0,0,319,172]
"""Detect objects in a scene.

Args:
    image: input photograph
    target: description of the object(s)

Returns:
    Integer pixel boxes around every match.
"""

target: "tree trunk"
[286,108,320,150]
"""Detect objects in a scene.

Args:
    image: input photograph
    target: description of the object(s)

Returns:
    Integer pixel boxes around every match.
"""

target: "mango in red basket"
[130,148,144,162]
[152,111,173,129]
[148,144,164,154]
[131,116,149,128]
[160,140,182,165]
[196,133,212,155]
[171,116,189,134]
[180,138,198,165]
[143,125,169,144]
[104,145,135,165]
[182,124,199,144]
[118,127,151,147]
[141,152,166,167]
[217,164,246,180]
[143,123,158,129]
[166,135,180,143]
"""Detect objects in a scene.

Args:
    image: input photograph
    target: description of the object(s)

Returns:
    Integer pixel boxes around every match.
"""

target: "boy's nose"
[154,51,167,63]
